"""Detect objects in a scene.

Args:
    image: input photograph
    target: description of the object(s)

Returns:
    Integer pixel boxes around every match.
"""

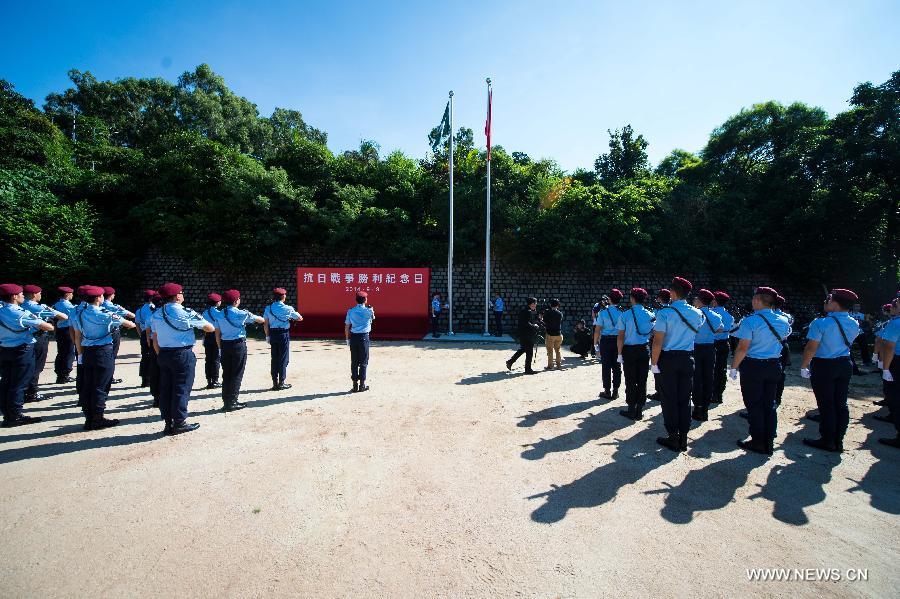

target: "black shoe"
[524,370,537,375]
[222,402,247,412]
[803,437,839,452]
[152,399,159,408]
[656,435,680,451]
[806,413,821,423]
[163,422,174,435]
[619,407,636,420]
[56,376,75,384]
[111,378,123,385]
[739,411,748,420]
[874,399,887,406]
[598,390,612,399]
[85,418,119,430]
[24,394,45,403]
[278,383,292,390]
[737,438,768,455]
[205,382,221,389]
[878,436,900,448]
[872,413,893,423]
[2,416,42,427]
[505,360,513,371]
[646,392,658,401]
[611,389,620,400]
[171,421,200,434]
[358,384,370,392]
[678,433,688,451]
[352,381,359,393]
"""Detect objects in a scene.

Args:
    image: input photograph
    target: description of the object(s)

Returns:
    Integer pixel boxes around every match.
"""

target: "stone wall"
[136,248,827,335]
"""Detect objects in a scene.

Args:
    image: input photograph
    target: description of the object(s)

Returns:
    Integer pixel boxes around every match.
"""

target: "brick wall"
[136,248,826,334]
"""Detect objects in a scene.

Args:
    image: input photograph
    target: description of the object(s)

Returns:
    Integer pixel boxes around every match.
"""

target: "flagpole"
[447,90,454,336]
[484,78,492,336]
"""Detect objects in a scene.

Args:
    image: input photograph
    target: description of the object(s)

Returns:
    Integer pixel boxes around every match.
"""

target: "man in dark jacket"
[543,299,564,369]
[506,298,539,375]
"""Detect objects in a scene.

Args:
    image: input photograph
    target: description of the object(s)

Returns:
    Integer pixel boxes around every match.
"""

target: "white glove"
[877,359,883,369]
[265,336,270,344]
[800,367,811,379]
[345,338,350,346]
[884,370,894,382]
[594,344,600,353]
[617,355,624,364]
[77,354,83,365]
[651,364,661,374]
[729,368,738,380]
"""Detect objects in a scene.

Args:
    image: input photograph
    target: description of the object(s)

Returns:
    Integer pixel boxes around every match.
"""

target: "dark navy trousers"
[886,360,900,436]
[54,327,76,378]
[139,330,150,385]
[713,339,730,401]
[810,356,852,444]
[600,335,621,392]
[350,332,370,382]
[0,343,35,422]
[221,339,247,405]
[270,329,290,385]
[81,344,115,422]
[26,331,49,397]
[157,347,196,425]
[203,332,220,384]
[738,358,781,442]
[692,343,716,409]
[659,350,694,436]
[622,344,649,409]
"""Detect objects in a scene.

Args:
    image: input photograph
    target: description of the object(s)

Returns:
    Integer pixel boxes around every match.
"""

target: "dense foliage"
[1,65,897,302]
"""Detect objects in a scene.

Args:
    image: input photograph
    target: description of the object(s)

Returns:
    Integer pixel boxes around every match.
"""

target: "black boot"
[738,437,768,455]
[619,405,636,420]
[802,437,838,452]
[352,381,359,393]
[656,434,680,451]
[678,433,688,452]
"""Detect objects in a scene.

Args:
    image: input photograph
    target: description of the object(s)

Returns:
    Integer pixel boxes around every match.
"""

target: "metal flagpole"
[484,78,492,336]
[448,91,454,335]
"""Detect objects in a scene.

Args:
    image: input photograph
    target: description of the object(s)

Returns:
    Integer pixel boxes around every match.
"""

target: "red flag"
[484,88,492,161]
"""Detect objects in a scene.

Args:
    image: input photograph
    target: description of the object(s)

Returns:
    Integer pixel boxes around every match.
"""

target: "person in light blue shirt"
[593,289,626,399]
[134,289,158,388]
[150,282,213,435]
[101,286,135,386]
[0,283,55,427]
[201,293,223,390]
[651,277,705,452]
[730,286,792,456]
[216,289,264,411]
[263,287,303,390]
[492,292,505,337]
[876,298,900,448]
[690,289,724,422]
[799,288,862,453]
[51,286,77,384]
[771,294,794,405]
[22,285,68,402]
[430,292,443,338]
[345,291,375,392]
[711,291,735,404]
[615,287,655,420]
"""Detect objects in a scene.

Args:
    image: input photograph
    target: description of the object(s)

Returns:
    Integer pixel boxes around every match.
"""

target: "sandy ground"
[0,337,897,598]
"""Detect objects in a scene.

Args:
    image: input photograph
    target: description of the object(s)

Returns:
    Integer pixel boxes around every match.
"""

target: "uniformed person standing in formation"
[202,293,223,389]
[799,288,861,452]
[52,286,77,384]
[430,292,443,338]
[71,285,136,430]
[506,298,539,375]
[594,289,625,399]
[134,289,157,388]
[492,292,504,337]
[873,301,894,417]
[876,296,900,448]
[728,286,792,455]
[345,291,375,392]
[651,277,704,451]
[0,283,54,427]
[22,285,68,402]
[616,287,654,420]
[215,289,264,411]
[647,288,671,402]
[149,282,213,434]
[143,292,163,407]
[772,294,794,406]
[101,287,135,385]
[264,287,303,390]
[691,289,724,422]
[710,291,734,404]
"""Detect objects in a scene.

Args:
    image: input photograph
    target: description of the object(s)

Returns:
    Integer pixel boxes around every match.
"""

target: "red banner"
[293,267,432,339]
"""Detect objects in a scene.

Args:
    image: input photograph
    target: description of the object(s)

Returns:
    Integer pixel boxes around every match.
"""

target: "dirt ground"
[0,337,897,598]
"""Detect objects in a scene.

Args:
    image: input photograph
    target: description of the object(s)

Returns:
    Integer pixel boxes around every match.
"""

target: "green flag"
[429,101,451,153]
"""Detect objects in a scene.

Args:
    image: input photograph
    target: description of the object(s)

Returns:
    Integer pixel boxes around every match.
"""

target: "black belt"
[350,332,369,336]
[83,343,113,350]
[160,345,193,351]
[662,349,693,355]
[811,356,850,361]
[222,338,246,344]
[743,357,780,363]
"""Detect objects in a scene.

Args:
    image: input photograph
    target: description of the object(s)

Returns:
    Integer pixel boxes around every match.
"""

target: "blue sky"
[2,0,898,170]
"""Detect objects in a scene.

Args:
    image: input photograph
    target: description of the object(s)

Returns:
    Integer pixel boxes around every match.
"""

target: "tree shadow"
[527,415,676,523]
[517,398,604,428]
[845,425,900,515]
[521,405,631,460]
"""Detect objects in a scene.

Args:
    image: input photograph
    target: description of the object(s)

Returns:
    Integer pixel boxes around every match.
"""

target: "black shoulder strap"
[704,309,717,333]
[223,306,244,328]
[756,313,784,343]
[827,315,852,348]
[268,303,289,323]
[77,306,107,341]
[161,305,190,332]
[630,307,652,336]
[661,306,698,333]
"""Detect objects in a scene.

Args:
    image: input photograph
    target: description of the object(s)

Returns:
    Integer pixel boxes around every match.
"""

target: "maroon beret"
[609,288,624,303]
[697,289,715,303]
[830,288,858,304]
[671,277,693,293]
[774,294,786,308]
[23,284,41,294]
[356,291,368,298]
[102,286,115,296]
[142,288,156,299]
[0,283,23,295]
[207,292,222,302]
[58,286,74,294]
[80,285,105,297]
[713,291,730,304]
[158,282,183,298]
[883,303,893,312]
[273,287,287,296]
[657,289,671,303]
[222,289,240,303]
[754,286,778,298]
[630,287,648,301]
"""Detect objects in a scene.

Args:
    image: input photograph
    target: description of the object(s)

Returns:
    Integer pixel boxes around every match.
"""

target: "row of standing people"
[504,277,900,455]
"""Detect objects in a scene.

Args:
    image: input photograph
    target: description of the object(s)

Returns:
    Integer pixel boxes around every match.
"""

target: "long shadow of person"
[0,431,161,465]
[845,425,900,515]
[521,405,635,461]
[517,398,604,428]
[527,415,677,523]
[745,424,842,526]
